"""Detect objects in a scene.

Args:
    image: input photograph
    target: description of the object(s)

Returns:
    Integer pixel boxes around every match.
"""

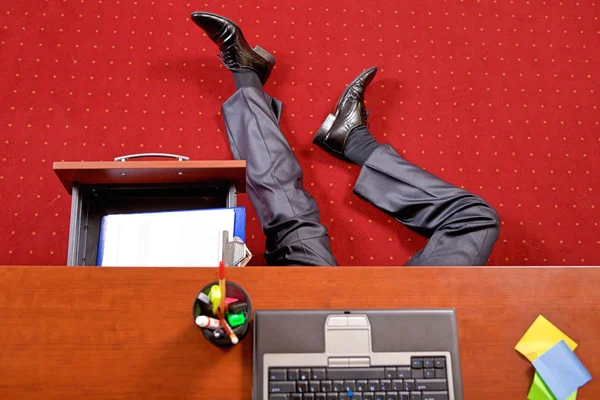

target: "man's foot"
[313,67,378,161]
[190,12,276,84]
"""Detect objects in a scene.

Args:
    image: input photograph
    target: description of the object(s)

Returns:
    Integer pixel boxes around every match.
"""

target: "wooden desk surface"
[0,267,598,399]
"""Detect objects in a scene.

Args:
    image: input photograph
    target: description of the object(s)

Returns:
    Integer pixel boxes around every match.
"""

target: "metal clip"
[221,231,252,267]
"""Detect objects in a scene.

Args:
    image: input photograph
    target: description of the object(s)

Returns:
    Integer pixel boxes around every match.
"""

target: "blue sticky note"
[532,340,592,400]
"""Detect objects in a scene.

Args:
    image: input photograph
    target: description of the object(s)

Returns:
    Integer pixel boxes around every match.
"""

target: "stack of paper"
[97,207,246,267]
[515,315,592,400]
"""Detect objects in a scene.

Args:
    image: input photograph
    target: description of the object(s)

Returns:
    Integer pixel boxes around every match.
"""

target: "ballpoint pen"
[217,260,239,344]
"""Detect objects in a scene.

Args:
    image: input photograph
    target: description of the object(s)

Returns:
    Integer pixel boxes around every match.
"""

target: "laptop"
[253,309,463,400]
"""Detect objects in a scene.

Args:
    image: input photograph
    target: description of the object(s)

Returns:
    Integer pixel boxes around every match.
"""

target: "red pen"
[217,309,239,344]
[217,260,238,344]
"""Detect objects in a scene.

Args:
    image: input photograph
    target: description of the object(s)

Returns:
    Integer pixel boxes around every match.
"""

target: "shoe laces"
[362,108,371,129]
[217,44,242,71]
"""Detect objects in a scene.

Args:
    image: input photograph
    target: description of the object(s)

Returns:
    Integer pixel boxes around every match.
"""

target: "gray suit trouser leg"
[355,145,500,266]
[222,87,338,266]
[221,87,500,266]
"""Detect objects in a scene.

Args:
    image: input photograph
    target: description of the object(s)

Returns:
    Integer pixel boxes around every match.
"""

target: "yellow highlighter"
[208,285,222,315]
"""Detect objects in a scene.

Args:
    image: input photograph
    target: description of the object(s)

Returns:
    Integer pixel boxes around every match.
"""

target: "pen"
[217,260,238,344]
[217,309,239,344]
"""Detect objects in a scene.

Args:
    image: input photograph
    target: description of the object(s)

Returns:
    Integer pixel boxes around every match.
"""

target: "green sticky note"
[528,372,577,400]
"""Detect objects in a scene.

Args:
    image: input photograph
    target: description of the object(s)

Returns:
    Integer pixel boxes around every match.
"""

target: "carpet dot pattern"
[0,0,598,266]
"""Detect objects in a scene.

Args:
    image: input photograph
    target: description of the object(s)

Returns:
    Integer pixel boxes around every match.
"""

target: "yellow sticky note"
[515,315,578,362]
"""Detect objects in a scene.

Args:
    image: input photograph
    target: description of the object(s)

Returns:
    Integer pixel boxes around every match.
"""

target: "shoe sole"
[313,67,376,147]
[195,11,276,67]
[253,45,276,66]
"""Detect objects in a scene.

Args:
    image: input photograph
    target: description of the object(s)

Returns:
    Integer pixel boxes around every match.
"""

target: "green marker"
[226,312,246,327]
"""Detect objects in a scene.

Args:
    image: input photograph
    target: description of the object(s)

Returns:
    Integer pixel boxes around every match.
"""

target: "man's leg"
[314,67,500,266]
[222,86,337,266]
[190,12,337,266]
[354,144,500,266]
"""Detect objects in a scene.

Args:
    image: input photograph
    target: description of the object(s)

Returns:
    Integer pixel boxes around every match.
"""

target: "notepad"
[532,340,592,400]
[97,207,245,267]
[515,315,578,362]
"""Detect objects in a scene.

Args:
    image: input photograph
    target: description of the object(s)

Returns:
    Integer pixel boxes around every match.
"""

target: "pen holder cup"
[193,281,252,347]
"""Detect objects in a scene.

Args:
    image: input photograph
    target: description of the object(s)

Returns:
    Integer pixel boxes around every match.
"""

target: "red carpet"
[1,1,598,266]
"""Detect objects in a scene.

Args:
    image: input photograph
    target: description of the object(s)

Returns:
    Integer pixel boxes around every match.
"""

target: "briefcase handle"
[114,153,190,162]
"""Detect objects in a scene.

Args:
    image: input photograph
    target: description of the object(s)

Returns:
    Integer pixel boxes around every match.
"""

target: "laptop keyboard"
[268,357,450,400]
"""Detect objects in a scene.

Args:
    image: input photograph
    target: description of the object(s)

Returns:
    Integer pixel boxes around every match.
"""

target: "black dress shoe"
[313,66,378,160]
[190,12,275,84]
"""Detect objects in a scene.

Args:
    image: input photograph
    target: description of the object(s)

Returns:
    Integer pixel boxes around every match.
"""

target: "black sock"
[344,125,380,166]
[233,69,262,90]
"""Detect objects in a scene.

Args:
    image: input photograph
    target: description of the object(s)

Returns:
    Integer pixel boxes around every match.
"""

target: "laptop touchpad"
[325,314,372,355]
[326,329,370,354]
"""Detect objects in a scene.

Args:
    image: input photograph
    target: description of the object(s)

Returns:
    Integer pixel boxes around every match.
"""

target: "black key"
[399,392,410,400]
[339,394,349,400]
[392,379,403,391]
[367,380,379,391]
[326,393,338,400]
[352,394,363,400]
[289,369,300,380]
[309,381,320,393]
[423,358,434,369]
[424,369,436,379]
[404,379,415,391]
[411,369,424,379]
[363,394,374,400]
[356,380,368,391]
[386,392,398,400]
[327,368,385,380]
[304,394,315,400]
[434,358,446,369]
[344,380,356,392]
[298,381,309,393]
[300,369,311,380]
[411,359,423,369]
[332,380,344,392]
[270,395,290,400]
[375,393,386,400]
[380,379,391,391]
[292,394,303,400]
[321,381,332,392]
[435,369,446,379]
[422,392,449,400]
[271,381,297,393]
[396,367,411,379]
[410,392,422,400]
[316,394,327,400]
[312,369,327,380]
[415,379,447,391]
[271,369,288,381]
[384,367,396,379]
